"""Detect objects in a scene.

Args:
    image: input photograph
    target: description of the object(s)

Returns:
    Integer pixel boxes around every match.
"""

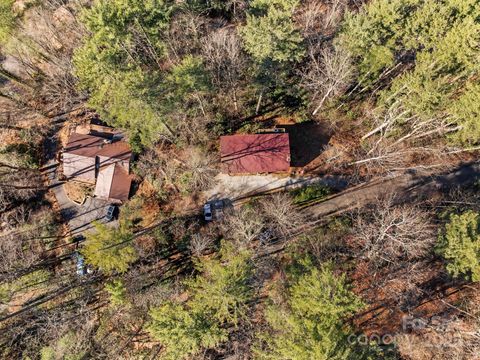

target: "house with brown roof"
[63,133,133,203]
[220,133,291,175]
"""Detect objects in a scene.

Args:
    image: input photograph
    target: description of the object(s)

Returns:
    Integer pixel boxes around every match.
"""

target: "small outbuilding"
[220,133,291,175]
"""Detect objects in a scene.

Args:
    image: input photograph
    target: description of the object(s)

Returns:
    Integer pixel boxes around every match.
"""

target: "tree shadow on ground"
[281,122,332,168]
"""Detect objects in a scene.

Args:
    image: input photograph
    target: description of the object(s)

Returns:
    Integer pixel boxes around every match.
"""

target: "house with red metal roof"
[63,133,133,203]
[220,133,291,175]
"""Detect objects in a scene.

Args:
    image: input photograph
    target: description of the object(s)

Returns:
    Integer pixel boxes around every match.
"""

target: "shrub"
[105,279,127,307]
[291,183,331,204]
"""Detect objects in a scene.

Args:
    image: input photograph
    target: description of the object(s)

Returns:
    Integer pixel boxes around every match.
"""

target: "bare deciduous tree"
[300,44,354,115]
[353,196,435,268]
[297,1,324,39]
[201,28,247,112]
[183,147,218,193]
[0,164,43,213]
[0,205,58,283]
[297,0,346,41]
[223,206,264,248]
[189,233,214,257]
[166,9,209,62]
[260,193,306,238]
[173,112,212,146]
[350,133,455,176]
[322,0,347,31]
[135,147,218,195]
[0,232,40,282]
[362,101,460,149]
[4,2,86,113]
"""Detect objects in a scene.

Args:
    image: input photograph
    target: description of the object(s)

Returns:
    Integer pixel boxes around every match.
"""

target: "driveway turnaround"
[43,159,112,235]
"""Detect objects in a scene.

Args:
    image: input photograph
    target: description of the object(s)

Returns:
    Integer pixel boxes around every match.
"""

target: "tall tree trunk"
[0,67,33,89]
[232,89,238,112]
[312,87,334,116]
[255,90,263,115]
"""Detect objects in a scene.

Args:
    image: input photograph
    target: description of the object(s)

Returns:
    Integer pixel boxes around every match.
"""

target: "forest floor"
[353,258,480,336]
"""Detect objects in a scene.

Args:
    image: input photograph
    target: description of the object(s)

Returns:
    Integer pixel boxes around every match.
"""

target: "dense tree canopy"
[255,260,382,359]
[187,242,253,325]
[0,0,15,44]
[241,0,304,63]
[187,0,243,13]
[73,0,175,147]
[436,211,480,281]
[105,279,127,306]
[82,222,137,274]
[341,0,480,145]
[148,242,253,359]
[148,301,227,360]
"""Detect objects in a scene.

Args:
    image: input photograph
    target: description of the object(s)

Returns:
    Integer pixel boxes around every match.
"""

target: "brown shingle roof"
[64,133,131,161]
[220,133,290,174]
[94,163,132,202]
[109,165,132,202]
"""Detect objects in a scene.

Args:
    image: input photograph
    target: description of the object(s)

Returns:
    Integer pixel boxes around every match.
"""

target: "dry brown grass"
[64,181,93,203]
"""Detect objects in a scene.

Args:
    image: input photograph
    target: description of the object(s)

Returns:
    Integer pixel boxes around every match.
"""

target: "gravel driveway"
[204,173,349,203]
[67,197,112,235]
[44,159,112,235]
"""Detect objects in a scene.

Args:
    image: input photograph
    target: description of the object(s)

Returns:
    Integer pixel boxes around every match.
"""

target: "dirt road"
[254,162,480,259]
[303,162,480,221]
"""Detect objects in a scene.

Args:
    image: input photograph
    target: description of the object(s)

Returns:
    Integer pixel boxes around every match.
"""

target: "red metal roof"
[220,133,290,174]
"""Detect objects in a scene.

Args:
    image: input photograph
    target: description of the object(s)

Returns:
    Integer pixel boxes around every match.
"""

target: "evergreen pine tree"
[436,211,480,281]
